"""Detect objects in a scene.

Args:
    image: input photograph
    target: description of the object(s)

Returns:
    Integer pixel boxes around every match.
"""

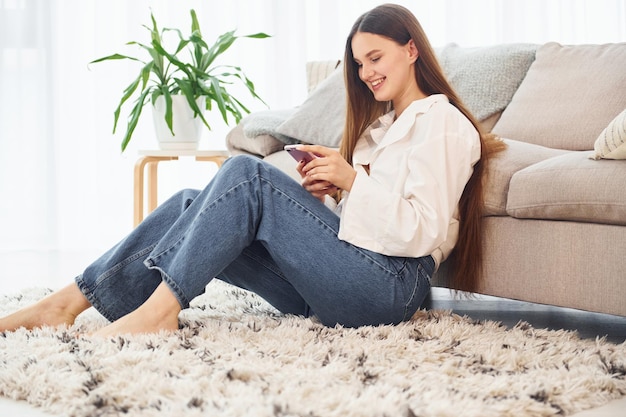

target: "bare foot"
[92,282,181,337]
[0,284,91,332]
[92,307,180,337]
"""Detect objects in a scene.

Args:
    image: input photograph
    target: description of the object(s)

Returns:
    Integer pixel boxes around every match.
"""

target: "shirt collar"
[369,94,448,146]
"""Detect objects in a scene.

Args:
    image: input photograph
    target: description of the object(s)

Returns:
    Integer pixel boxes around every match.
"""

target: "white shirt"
[335,94,480,268]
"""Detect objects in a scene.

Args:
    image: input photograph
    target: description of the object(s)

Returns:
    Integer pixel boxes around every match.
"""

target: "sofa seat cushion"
[484,139,567,215]
[507,152,626,225]
[492,42,626,151]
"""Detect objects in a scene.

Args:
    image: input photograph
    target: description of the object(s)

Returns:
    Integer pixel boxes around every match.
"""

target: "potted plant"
[90,9,270,152]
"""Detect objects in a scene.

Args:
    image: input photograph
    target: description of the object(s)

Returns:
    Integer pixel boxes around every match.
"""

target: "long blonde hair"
[341,4,505,292]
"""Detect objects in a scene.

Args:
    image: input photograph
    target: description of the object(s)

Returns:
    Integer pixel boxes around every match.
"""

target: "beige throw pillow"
[590,109,626,160]
[492,42,626,151]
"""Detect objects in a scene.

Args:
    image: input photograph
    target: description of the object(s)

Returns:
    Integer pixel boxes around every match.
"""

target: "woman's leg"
[75,188,202,322]
[216,240,434,328]
[95,155,434,334]
[0,283,91,332]
[0,188,201,332]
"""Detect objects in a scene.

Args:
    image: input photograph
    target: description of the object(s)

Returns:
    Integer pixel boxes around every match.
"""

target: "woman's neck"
[393,89,428,118]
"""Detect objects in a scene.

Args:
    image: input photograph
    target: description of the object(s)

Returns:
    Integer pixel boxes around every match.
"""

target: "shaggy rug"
[1,282,625,417]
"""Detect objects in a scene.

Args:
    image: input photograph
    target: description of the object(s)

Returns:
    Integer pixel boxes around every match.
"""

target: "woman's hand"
[294,145,357,201]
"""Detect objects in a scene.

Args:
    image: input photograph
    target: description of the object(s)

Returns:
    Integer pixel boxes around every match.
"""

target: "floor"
[426,288,626,345]
[1,250,625,416]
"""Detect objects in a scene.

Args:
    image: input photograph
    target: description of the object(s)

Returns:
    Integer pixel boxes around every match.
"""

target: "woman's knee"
[217,154,270,184]
[165,188,201,211]
[222,154,264,172]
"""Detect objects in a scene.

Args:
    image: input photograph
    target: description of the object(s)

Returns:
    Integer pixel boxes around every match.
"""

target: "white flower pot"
[152,95,206,150]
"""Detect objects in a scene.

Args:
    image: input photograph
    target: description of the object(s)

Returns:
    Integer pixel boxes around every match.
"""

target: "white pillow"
[241,108,298,145]
[590,109,626,160]
[437,43,538,121]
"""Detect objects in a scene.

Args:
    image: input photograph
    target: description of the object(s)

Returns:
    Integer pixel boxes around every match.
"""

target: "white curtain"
[1,0,625,286]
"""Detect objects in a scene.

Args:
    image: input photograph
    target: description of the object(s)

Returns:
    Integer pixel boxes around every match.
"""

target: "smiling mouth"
[371,77,385,88]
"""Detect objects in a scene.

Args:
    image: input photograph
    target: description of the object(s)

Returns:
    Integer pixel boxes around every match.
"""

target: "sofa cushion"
[483,139,567,216]
[492,42,626,151]
[275,64,346,147]
[507,152,626,225]
[590,108,626,160]
[478,112,501,134]
[437,43,537,123]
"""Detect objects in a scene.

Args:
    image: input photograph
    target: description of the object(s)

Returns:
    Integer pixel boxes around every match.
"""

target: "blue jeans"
[76,155,434,328]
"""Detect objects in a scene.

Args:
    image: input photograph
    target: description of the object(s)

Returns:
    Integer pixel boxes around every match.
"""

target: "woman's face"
[351,31,423,114]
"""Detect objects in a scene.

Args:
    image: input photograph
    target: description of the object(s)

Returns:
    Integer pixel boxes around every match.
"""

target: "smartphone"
[284,144,317,164]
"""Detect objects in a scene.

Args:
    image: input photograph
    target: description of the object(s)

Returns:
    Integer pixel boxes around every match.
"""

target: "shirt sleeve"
[337,104,479,258]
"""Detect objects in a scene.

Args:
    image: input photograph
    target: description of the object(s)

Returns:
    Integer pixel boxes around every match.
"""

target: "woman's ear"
[407,39,418,63]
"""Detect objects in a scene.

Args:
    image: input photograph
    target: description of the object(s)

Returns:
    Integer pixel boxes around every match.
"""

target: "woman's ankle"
[92,282,181,336]
[41,283,91,316]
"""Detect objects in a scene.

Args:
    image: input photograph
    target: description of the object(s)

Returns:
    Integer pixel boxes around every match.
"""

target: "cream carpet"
[0,282,624,417]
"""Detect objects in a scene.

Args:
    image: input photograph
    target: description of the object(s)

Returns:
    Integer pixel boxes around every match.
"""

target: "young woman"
[0,4,504,336]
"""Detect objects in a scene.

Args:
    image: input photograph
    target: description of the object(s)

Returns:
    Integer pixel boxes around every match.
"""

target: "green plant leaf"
[152,40,193,84]
[121,88,150,152]
[243,32,271,39]
[112,73,144,133]
[89,53,144,65]
[140,62,153,92]
[176,78,210,129]
[209,77,230,124]
[203,30,237,69]
[162,88,174,134]
[190,9,200,35]
[208,65,268,107]
[149,11,161,44]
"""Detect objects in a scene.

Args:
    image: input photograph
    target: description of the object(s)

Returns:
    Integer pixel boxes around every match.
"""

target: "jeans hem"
[74,274,117,323]
[144,258,191,309]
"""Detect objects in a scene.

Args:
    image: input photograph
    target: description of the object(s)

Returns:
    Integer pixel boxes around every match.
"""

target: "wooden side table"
[134,149,230,227]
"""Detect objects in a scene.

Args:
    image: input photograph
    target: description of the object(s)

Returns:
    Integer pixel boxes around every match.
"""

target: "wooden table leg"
[146,160,159,214]
[134,156,150,227]
[134,156,177,227]
[146,157,178,214]
[134,154,227,227]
